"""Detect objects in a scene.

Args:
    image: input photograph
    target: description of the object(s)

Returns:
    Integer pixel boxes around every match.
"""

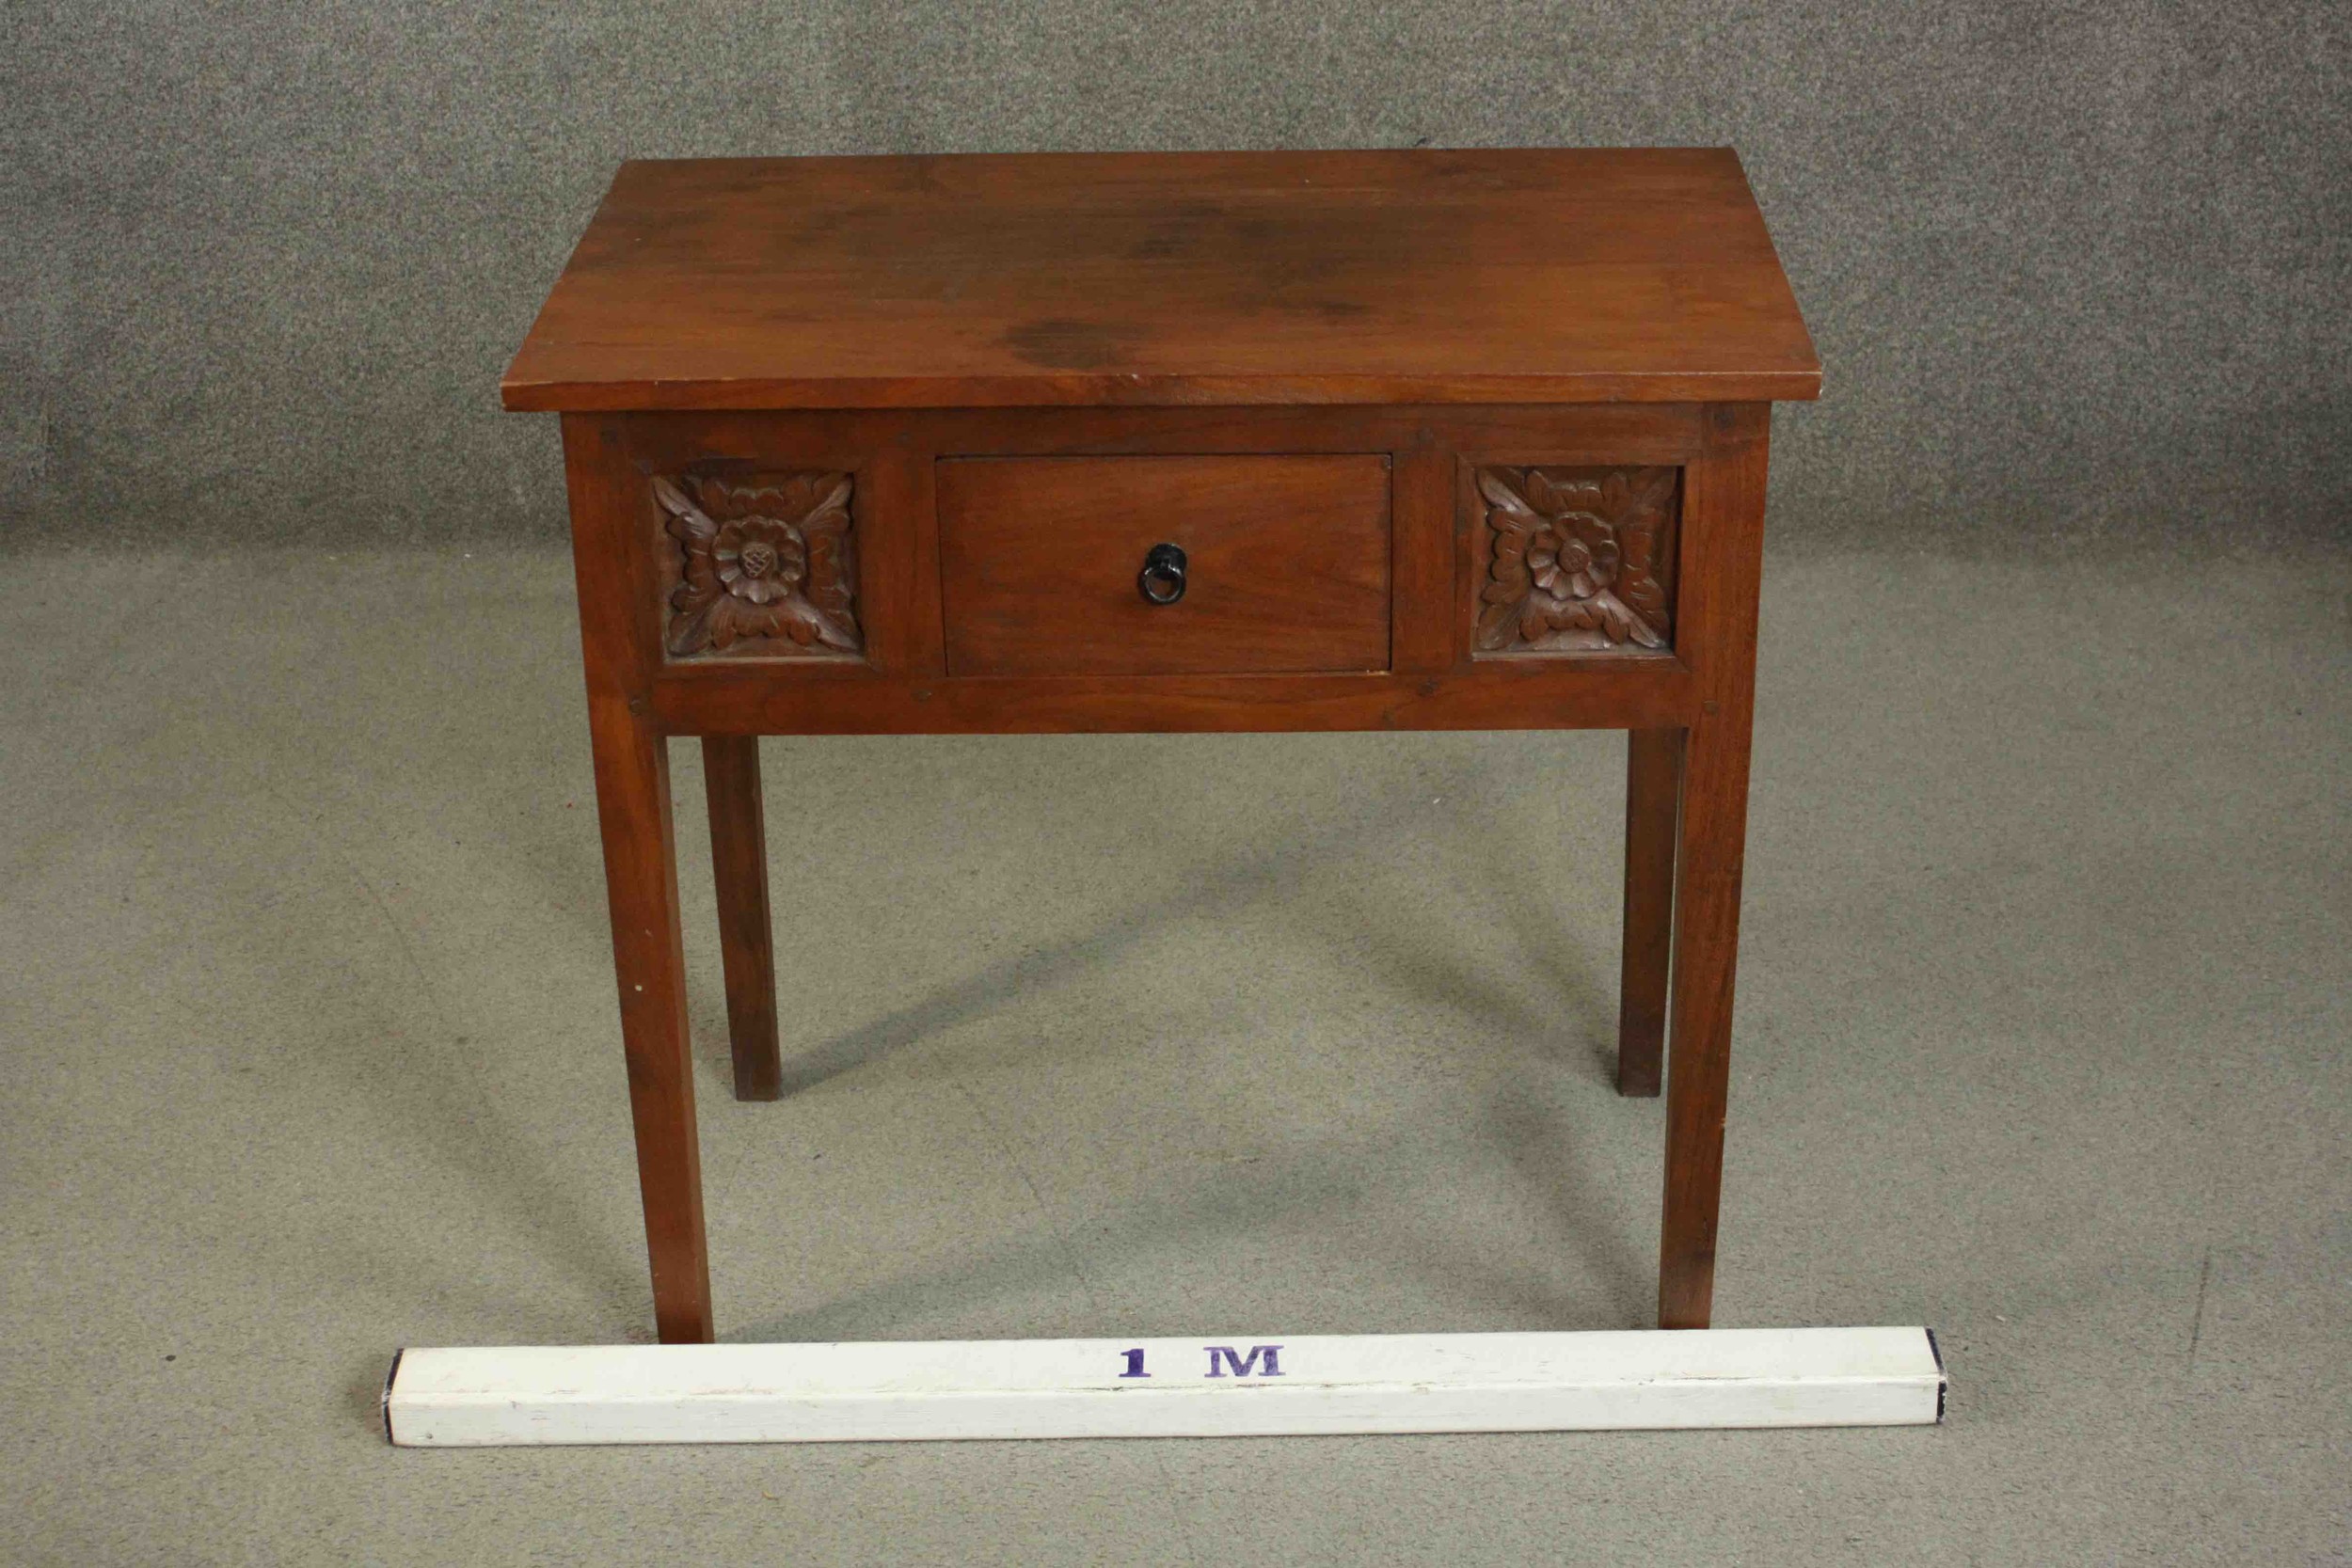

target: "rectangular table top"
[503,149,1820,413]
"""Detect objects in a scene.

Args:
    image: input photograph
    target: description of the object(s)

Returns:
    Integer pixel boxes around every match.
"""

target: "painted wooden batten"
[385,1326,1945,1447]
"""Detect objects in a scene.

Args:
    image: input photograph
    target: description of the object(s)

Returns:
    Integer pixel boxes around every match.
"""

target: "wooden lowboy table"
[504,149,1820,1344]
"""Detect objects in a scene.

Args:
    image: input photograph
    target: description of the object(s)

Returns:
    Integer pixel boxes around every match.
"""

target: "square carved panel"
[652,469,862,661]
[1471,466,1679,656]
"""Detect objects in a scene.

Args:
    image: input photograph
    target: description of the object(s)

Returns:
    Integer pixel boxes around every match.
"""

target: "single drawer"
[937,455,1391,677]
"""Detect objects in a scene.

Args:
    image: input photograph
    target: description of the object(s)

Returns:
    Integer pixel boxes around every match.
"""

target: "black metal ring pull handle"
[1137,542,1187,605]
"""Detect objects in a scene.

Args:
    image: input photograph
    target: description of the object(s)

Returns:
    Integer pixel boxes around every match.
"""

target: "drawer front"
[937,455,1392,677]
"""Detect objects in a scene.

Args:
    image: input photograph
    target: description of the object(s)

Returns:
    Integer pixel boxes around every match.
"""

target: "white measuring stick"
[384,1326,1944,1446]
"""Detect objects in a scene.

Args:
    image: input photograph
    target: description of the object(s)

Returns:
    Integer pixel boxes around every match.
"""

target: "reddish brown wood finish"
[649,663,1693,736]
[516,152,1812,1342]
[1658,404,1772,1330]
[562,417,713,1345]
[608,403,1707,486]
[1617,728,1683,1098]
[504,150,1820,413]
[1389,438,1456,677]
[701,736,782,1101]
[937,455,1392,676]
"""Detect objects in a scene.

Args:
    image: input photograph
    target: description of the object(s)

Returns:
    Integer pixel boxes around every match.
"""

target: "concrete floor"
[1,542,2345,1565]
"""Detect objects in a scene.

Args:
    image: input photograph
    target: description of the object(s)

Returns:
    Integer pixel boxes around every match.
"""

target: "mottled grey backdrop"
[5,2,2345,549]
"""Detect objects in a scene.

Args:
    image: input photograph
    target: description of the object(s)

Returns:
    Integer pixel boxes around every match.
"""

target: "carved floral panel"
[653,470,861,659]
[1473,465,1678,655]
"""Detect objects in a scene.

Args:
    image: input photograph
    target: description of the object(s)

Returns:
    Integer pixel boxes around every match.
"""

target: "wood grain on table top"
[503,148,1820,412]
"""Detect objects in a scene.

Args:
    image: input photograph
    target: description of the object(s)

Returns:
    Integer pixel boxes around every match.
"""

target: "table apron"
[644,661,1697,736]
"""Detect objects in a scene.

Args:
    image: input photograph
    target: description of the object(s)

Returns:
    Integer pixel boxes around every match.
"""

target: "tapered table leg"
[565,414,714,1345]
[702,736,783,1101]
[584,705,713,1343]
[1659,404,1771,1331]
[1617,728,1683,1098]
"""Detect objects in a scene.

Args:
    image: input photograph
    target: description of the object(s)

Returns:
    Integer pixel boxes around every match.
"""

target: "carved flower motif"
[1475,466,1677,654]
[655,472,860,657]
[1527,510,1621,601]
[714,518,808,605]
